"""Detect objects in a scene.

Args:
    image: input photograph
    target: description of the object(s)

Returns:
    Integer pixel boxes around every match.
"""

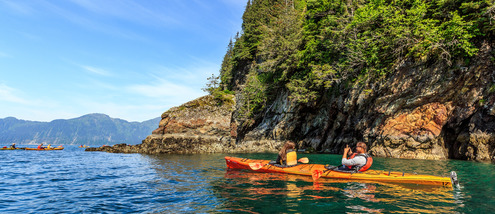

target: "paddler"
[340,142,373,172]
[10,143,16,149]
[37,143,44,150]
[276,141,297,166]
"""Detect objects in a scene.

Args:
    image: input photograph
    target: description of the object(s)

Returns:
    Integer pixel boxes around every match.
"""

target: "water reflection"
[220,169,462,213]
[142,153,470,213]
[142,154,227,213]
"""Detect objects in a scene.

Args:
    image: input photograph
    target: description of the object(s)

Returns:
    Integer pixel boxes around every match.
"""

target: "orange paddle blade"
[249,162,264,170]
[298,157,309,163]
[312,170,322,181]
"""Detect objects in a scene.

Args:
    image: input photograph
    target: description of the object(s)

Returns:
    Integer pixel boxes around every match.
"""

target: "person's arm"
[342,156,366,166]
[342,145,351,159]
[341,145,351,166]
[276,154,282,164]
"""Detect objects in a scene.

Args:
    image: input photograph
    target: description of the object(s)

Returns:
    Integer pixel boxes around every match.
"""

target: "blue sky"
[0,0,247,122]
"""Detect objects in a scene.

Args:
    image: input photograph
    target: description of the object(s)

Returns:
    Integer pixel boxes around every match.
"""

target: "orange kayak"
[25,147,64,151]
[225,156,457,187]
[0,148,25,150]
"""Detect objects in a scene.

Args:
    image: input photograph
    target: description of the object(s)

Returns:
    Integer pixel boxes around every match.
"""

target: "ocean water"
[0,145,494,213]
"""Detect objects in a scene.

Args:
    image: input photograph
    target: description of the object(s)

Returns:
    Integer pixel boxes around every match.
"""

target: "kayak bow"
[225,156,457,187]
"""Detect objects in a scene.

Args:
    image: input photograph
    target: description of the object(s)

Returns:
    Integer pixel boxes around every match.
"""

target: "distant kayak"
[225,156,457,188]
[25,147,64,151]
[0,148,25,150]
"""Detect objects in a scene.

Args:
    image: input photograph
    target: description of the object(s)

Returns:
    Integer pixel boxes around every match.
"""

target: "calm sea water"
[1,145,494,213]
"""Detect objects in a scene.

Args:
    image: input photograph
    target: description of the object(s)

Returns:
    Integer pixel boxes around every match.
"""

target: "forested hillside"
[209,0,495,161]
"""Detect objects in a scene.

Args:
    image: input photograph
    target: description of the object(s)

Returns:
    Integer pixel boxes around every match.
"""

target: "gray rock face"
[230,41,495,163]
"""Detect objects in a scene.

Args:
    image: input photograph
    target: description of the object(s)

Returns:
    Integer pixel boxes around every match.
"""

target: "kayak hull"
[225,156,453,187]
[25,148,64,151]
[0,148,25,150]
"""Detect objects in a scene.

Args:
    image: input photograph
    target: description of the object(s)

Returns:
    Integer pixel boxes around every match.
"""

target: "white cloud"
[72,99,170,122]
[127,77,204,99]
[0,0,34,15]
[151,57,220,82]
[220,0,248,7]
[0,84,30,104]
[68,0,179,27]
[81,65,112,76]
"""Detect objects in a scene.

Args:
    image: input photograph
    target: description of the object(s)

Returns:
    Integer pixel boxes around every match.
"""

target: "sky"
[0,0,247,122]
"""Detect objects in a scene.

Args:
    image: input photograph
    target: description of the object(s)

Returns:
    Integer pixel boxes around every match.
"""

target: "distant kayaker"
[47,144,52,149]
[340,142,373,172]
[10,143,16,149]
[37,143,44,150]
[276,141,297,166]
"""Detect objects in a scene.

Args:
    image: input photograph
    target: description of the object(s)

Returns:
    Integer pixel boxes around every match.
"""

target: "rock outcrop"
[86,95,284,154]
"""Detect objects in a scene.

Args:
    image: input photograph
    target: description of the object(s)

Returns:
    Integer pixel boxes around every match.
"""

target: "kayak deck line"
[225,156,457,187]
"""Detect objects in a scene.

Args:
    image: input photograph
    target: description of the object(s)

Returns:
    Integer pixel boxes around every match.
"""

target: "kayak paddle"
[312,170,323,181]
[312,166,339,181]
[298,157,309,163]
[249,157,309,170]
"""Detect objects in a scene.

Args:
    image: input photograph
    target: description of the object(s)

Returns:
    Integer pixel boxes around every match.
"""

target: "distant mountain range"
[0,114,160,145]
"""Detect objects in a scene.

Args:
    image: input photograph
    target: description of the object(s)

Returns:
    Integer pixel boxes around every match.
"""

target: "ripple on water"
[1,149,495,213]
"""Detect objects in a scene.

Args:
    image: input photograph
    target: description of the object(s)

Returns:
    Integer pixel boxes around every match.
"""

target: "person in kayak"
[340,142,373,172]
[37,143,44,150]
[10,143,16,149]
[276,141,297,166]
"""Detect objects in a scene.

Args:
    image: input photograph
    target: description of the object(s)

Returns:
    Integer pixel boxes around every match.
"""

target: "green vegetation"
[489,84,495,93]
[210,0,494,121]
[202,73,235,105]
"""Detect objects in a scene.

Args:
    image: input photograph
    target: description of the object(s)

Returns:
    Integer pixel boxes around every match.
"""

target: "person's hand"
[344,144,351,155]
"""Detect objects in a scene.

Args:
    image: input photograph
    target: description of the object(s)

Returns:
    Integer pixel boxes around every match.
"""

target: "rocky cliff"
[235,41,494,163]
[89,48,495,162]
[227,1,495,163]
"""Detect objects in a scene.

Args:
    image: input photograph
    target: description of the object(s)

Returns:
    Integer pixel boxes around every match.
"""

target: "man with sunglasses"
[340,142,373,172]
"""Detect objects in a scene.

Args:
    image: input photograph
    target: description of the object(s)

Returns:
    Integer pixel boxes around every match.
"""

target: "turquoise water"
[0,146,494,213]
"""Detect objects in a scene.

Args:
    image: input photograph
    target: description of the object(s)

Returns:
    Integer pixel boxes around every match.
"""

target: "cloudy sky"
[0,0,247,122]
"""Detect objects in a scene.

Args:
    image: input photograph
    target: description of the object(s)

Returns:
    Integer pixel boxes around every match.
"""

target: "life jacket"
[346,153,373,172]
[286,150,298,166]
